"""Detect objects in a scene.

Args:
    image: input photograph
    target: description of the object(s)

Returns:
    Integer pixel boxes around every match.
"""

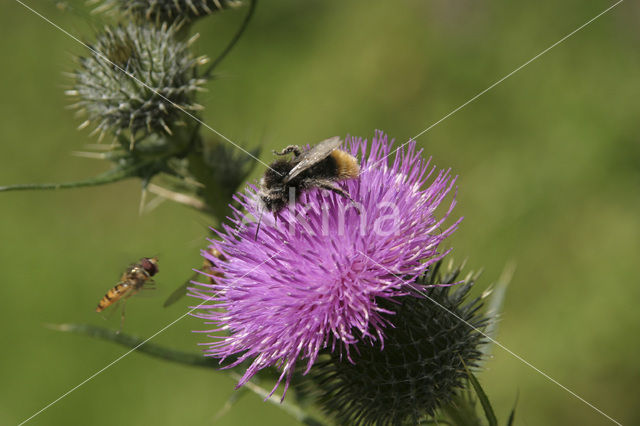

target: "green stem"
[233,373,324,426]
[204,0,257,77]
[47,323,326,425]
[46,323,219,367]
[0,168,132,193]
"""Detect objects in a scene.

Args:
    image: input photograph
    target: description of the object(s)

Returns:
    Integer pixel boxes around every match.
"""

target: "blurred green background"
[1,0,638,425]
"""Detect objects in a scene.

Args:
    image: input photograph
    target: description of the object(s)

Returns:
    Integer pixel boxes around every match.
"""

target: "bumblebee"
[259,136,360,213]
[96,257,159,330]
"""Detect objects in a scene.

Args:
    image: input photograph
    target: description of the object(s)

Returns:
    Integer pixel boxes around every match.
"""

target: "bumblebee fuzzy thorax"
[259,160,295,212]
[257,137,361,214]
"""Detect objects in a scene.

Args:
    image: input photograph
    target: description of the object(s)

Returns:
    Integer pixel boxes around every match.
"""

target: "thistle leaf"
[462,362,497,426]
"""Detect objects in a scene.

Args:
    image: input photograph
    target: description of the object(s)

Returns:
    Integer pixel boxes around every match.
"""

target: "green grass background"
[1,1,638,425]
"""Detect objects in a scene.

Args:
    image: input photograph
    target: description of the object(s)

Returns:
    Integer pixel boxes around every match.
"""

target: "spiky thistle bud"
[67,23,208,148]
[185,137,260,219]
[93,0,242,24]
[306,260,489,426]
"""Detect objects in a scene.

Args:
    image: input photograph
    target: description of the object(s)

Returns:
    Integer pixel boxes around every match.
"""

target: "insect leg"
[314,180,353,201]
[272,145,301,157]
[314,180,361,214]
[254,204,265,241]
[118,299,127,334]
[142,279,156,290]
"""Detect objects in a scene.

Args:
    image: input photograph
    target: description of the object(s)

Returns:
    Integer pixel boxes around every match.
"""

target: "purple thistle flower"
[190,131,461,398]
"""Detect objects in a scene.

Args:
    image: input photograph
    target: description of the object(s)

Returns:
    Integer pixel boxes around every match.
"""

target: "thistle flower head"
[308,260,489,425]
[67,23,207,146]
[94,0,241,24]
[191,131,461,397]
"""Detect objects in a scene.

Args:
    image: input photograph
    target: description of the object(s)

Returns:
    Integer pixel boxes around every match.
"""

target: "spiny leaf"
[507,391,519,426]
[163,272,195,307]
[213,387,248,423]
[462,360,497,426]
[480,261,515,363]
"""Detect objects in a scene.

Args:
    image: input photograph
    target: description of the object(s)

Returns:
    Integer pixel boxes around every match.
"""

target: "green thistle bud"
[307,260,489,426]
[67,23,208,147]
[186,137,259,218]
[93,0,242,24]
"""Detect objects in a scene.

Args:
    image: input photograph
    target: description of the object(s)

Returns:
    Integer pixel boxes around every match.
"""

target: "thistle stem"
[47,323,326,425]
[232,373,324,426]
[46,323,219,367]
[204,0,257,77]
[0,168,132,193]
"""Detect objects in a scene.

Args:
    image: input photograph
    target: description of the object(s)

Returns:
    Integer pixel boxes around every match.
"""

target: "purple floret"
[190,130,461,398]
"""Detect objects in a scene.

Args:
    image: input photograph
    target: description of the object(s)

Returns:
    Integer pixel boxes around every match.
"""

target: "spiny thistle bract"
[94,0,242,24]
[307,260,489,426]
[67,23,207,147]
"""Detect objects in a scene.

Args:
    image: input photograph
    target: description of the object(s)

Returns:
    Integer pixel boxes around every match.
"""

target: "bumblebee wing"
[284,136,342,183]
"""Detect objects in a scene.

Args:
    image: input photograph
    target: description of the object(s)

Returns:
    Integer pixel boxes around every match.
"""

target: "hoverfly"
[96,257,159,331]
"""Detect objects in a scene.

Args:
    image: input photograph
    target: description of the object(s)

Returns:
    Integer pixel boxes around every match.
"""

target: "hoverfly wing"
[162,272,197,307]
[99,299,122,319]
[284,136,342,183]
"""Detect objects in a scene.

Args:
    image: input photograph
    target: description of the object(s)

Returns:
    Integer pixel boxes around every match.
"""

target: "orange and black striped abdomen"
[96,282,129,312]
[330,149,360,179]
[298,149,359,182]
